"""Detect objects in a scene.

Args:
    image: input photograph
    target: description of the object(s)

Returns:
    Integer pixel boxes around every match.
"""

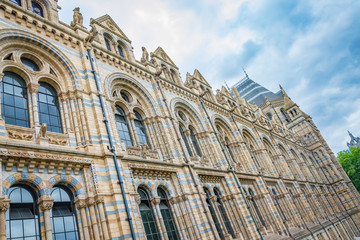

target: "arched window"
[115,106,133,146]
[267,113,272,121]
[104,37,112,52]
[51,187,79,240]
[204,187,224,239]
[31,1,44,17]
[1,71,29,127]
[214,189,235,238]
[6,186,40,239]
[21,57,39,71]
[189,127,202,157]
[170,70,176,82]
[248,188,265,227]
[117,45,124,58]
[120,91,130,103]
[138,188,160,240]
[280,108,289,122]
[134,111,150,146]
[9,0,21,6]
[157,188,179,240]
[38,82,62,133]
[179,125,192,157]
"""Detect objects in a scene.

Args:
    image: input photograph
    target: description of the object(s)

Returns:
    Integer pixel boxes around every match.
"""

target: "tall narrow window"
[118,45,124,58]
[214,189,235,238]
[51,187,79,240]
[170,70,176,82]
[104,38,111,52]
[115,106,133,146]
[225,137,236,162]
[31,1,43,17]
[189,128,202,157]
[179,126,192,157]
[6,186,40,239]
[248,188,265,227]
[157,188,179,240]
[1,71,29,127]
[38,82,62,133]
[134,111,150,146]
[138,188,160,240]
[204,187,224,239]
[9,0,21,6]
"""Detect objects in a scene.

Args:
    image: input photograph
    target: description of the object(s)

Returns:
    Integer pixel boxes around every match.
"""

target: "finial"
[242,67,248,78]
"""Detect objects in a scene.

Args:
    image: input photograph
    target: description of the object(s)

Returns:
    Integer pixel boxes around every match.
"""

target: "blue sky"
[58,0,360,153]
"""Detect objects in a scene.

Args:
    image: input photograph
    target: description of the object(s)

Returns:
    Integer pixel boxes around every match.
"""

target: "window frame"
[115,105,133,146]
[134,111,150,147]
[157,188,179,240]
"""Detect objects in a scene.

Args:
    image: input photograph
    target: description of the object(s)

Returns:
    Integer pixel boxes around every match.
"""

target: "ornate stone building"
[0,1,359,240]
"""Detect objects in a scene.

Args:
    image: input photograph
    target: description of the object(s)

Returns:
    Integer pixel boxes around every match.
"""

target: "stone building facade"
[0,1,359,240]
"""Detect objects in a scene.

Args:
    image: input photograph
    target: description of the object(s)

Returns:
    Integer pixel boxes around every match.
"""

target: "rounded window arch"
[189,127,202,157]
[6,185,40,239]
[138,187,161,240]
[157,188,179,240]
[214,188,235,238]
[117,43,125,58]
[170,69,177,82]
[31,1,44,17]
[115,106,133,146]
[248,188,265,227]
[37,82,62,133]
[1,71,30,127]
[204,187,224,239]
[104,34,112,52]
[263,138,275,156]
[134,110,150,147]
[224,137,236,162]
[21,57,40,72]
[50,186,79,240]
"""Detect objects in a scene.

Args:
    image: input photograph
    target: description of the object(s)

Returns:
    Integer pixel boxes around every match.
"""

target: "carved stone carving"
[75,199,87,209]
[70,7,83,27]
[141,47,149,63]
[84,19,99,49]
[39,199,54,211]
[0,197,10,212]
[86,197,96,206]
[150,196,161,206]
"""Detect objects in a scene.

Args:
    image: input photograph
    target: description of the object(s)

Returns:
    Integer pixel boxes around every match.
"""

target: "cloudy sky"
[58,0,360,154]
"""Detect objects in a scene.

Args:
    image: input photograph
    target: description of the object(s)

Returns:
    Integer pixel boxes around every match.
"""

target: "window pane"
[4,83,13,94]
[55,233,66,240]
[64,216,74,231]
[23,219,36,236]
[53,217,64,232]
[11,220,22,238]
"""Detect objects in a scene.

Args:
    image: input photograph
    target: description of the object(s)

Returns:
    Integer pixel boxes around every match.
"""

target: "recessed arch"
[171,97,205,132]
[2,173,47,196]
[48,175,85,198]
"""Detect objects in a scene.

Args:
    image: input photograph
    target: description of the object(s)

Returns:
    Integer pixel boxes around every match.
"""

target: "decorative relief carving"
[0,198,10,212]
[39,200,54,211]
[75,199,87,209]
[7,125,34,141]
[126,146,141,157]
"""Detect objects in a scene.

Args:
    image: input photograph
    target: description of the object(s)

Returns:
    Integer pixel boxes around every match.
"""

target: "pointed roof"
[192,69,211,87]
[280,85,297,110]
[220,86,234,100]
[152,47,178,69]
[93,15,131,43]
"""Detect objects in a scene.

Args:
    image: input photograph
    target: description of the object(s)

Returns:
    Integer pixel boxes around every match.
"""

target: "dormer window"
[9,0,21,6]
[31,1,43,17]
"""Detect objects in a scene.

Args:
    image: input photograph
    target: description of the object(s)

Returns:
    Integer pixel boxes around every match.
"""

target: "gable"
[93,15,131,43]
[193,69,211,87]
[152,47,178,68]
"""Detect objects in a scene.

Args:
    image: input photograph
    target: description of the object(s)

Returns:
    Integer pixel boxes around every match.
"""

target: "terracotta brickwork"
[0,1,359,240]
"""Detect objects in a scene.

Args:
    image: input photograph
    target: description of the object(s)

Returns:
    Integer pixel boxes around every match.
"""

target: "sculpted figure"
[141,47,149,63]
[84,19,99,48]
[70,7,83,27]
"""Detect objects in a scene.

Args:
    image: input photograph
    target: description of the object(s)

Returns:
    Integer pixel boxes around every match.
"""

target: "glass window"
[21,57,39,71]
[170,70,176,82]
[138,188,160,240]
[104,38,111,52]
[1,72,30,127]
[214,189,235,238]
[120,91,130,103]
[134,111,150,147]
[9,0,21,6]
[51,187,79,240]
[179,126,192,157]
[248,188,265,227]
[31,1,43,17]
[157,188,179,240]
[6,186,40,240]
[115,106,133,146]
[204,187,224,239]
[225,138,236,162]
[118,45,124,57]
[189,128,202,157]
[178,111,186,121]
[37,82,62,133]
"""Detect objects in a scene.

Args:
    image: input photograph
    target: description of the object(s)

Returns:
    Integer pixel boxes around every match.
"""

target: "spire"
[348,130,355,140]
[242,67,248,78]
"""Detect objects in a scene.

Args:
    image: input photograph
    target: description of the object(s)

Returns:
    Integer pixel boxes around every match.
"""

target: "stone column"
[76,199,90,240]
[87,197,100,240]
[0,73,4,119]
[168,196,187,240]
[127,112,139,146]
[69,96,82,146]
[96,196,109,240]
[0,196,10,240]
[38,197,54,240]
[29,83,40,128]
[150,196,168,240]
[76,92,90,145]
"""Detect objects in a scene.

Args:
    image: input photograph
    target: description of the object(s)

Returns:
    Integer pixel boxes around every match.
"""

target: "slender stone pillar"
[0,196,10,240]
[87,197,100,240]
[38,197,54,240]
[76,199,91,240]
[29,83,40,127]
[150,196,168,240]
[96,196,110,240]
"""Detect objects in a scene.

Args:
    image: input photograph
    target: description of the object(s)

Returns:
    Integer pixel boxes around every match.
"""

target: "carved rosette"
[0,198,10,212]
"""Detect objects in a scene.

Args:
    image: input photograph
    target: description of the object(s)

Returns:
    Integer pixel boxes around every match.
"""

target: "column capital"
[95,195,105,204]
[150,196,161,206]
[209,195,217,203]
[0,73,4,82]
[168,196,178,205]
[75,198,87,209]
[38,197,54,211]
[28,83,40,94]
[0,197,10,212]
[86,197,96,206]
